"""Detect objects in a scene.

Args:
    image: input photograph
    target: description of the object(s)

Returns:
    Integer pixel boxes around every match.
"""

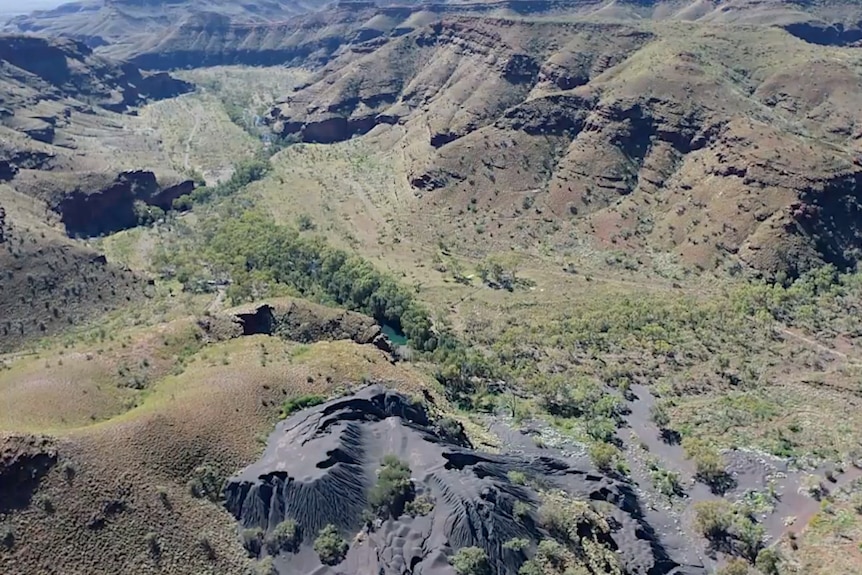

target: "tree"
[265,519,299,554]
[369,456,414,518]
[693,500,734,541]
[313,525,348,565]
[683,438,733,493]
[755,548,782,575]
[451,547,490,575]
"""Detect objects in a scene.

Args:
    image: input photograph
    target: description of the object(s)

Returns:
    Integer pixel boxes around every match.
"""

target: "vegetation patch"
[313,524,348,565]
[451,546,490,575]
[369,455,415,519]
[154,209,435,349]
[265,519,300,554]
[280,394,326,418]
[692,500,764,561]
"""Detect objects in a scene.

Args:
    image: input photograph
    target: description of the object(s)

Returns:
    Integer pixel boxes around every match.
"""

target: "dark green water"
[381,323,408,346]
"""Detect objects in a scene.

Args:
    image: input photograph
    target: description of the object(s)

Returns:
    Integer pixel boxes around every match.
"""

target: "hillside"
[265,16,862,277]
[0,34,194,350]
[7,0,862,68]
[2,2,862,575]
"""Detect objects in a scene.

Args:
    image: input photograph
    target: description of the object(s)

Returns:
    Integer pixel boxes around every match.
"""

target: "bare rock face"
[212,299,394,353]
[224,386,704,575]
[12,170,195,237]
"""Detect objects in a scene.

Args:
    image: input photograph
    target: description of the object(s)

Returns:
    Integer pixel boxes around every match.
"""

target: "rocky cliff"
[0,35,192,112]
[0,34,196,238]
[10,170,194,237]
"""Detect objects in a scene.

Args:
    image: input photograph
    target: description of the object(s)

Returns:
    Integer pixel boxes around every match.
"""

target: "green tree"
[265,519,299,554]
[755,548,782,575]
[369,456,413,518]
[451,547,490,575]
[313,525,348,565]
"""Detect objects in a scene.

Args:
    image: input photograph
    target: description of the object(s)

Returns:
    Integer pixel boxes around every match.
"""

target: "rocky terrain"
[264,15,862,277]
[226,385,702,574]
[0,34,194,349]
[2,1,862,575]
[7,0,862,69]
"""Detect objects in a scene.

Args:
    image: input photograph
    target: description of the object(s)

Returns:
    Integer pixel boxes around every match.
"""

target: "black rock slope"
[224,386,704,575]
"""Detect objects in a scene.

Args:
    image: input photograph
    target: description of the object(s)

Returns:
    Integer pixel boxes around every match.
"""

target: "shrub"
[265,519,300,554]
[693,500,764,561]
[144,532,160,558]
[156,486,170,507]
[649,464,684,498]
[733,516,765,562]
[187,465,224,502]
[507,470,527,485]
[649,403,670,429]
[241,527,264,557]
[539,491,609,544]
[369,455,413,518]
[254,557,278,575]
[754,548,782,575]
[35,494,54,514]
[683,438,733,493]
[535,539,567,569]
[589,442,621,473]
[297,214,315,231]
[451,546,490,575]
[693,500,734,541]
[513,500,531,521]
[314,524,348,565]
[197,533,215,560]
[280,394,325,418]
[717,558,751,575]
[502,537,530,551]
[438,416,467,443]
[0,524,14,549]
[404,493,435,517]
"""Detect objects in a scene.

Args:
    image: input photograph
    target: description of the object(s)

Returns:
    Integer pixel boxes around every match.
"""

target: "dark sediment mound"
[224,386,704,574]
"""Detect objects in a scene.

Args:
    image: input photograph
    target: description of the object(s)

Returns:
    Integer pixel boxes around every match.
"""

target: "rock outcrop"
[263,14,862,278]
[205,298,394,353]
[11,170,194,237]
[0,35,192,112]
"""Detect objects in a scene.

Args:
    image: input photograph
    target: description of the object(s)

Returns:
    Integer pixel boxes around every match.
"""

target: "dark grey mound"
[224,386,705,575]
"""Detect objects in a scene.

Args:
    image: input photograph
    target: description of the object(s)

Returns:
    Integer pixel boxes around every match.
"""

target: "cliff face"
[0,34,196,238]
[9,170,193,237]
[0,35,192,112]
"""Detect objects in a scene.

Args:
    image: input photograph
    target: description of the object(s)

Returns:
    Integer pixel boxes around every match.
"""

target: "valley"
[2,2,862,575]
